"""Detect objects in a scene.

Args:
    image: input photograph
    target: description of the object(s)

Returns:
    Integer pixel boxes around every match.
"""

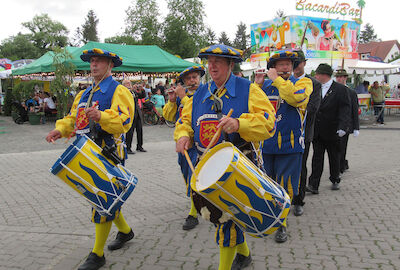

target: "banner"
[250,15,360,59]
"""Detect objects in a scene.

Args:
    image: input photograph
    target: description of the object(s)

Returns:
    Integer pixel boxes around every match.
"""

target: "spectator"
[122,80,146,154]
[150,89,165,118]
[335,69,360,173]
[369,81,390,125]
[307,64,351,193]
[144,83,152,98]
[156,82,165,96]
[43,92,57,114]
[355,81,369,94]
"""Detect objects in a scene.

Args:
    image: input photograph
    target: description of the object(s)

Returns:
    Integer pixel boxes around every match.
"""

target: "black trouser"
[339,134,349,172]
[308,136,341,189]
[373,102,384,123]
[292,141,311,206]
[126,113,143,150]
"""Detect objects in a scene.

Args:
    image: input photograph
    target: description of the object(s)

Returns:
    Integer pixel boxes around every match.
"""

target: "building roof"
[358,40,400,61]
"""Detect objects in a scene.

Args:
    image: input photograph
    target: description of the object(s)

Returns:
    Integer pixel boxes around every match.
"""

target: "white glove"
[337,130,346,137]
[353,130,360,137]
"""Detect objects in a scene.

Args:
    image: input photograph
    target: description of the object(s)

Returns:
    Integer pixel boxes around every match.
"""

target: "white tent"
[346,60,400,75]
[0,69,11,79]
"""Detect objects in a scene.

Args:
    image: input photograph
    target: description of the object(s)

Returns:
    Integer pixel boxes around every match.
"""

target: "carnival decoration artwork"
[250,15,361,62]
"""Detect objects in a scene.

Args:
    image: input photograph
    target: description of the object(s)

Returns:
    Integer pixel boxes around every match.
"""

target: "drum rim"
[192,142,235,192]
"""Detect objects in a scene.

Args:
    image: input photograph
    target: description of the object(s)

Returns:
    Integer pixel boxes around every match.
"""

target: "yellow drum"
[50,135,138,216]
[191,142,290,238]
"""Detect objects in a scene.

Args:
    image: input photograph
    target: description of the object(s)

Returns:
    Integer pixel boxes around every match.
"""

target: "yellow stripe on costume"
[229,224,237,247]
[287,175,293,199]
[277,131,282,149]
[290,130,294,148]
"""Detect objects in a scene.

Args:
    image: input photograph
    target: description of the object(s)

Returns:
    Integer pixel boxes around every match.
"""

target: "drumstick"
[184,150,196,175]
[200,108,233,160]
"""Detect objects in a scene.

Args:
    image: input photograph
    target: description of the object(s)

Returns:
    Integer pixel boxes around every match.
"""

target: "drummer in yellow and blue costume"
[175,44,276,270]
[255,51,312,243]
[163,65,205,230]
[46,48,135,270]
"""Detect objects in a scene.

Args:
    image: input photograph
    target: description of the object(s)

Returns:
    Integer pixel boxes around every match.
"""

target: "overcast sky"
[2,0,398,44]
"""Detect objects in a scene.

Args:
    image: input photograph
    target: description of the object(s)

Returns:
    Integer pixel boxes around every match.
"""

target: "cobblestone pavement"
[0,115,399,270]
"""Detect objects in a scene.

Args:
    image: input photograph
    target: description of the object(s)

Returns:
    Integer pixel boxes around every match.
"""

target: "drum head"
[197,145,233,191]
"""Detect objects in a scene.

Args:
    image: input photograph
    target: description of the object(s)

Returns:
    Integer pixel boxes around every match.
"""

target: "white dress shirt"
[321,79,333,98]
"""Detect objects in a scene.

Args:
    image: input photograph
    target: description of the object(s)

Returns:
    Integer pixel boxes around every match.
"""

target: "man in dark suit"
[123,80,146,154]
[291,50,322,216]
[307,64,351,193]
[335,69,360,173]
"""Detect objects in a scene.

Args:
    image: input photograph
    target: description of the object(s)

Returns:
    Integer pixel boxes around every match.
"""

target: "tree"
[163,0,206,58]
[81,10,99,43]
[104,35,140,45]
[125,0,162,45]
[0,33,40,60]
[233,22,249,50]
[359,23,379,44]
[22,14,69,54]
[357,0,366,18]
[204,27,217,45]
[51,47,76,118]
[218,31,231,46]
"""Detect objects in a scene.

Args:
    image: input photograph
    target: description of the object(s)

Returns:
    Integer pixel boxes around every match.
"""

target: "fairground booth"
[246,0,400,118]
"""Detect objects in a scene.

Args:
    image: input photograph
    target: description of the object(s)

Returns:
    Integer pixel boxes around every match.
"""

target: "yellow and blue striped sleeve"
[272,76,312,110]
[162,100,177,122]
[55,90,83,137]
[98,84,134,134]
[237,83,276,142]
[174,96,194,141]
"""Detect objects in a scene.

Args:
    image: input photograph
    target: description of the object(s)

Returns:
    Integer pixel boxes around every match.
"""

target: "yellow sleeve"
[55,90,83,137]
[272,76,312,110]
[237,83,276,142]
[180,96,189,106]
[162,100,177,122]
[174,97,194,141]
[98,85,135,134]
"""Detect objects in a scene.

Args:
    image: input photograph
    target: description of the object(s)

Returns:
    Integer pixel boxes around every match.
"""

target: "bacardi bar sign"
[296,0,361,17]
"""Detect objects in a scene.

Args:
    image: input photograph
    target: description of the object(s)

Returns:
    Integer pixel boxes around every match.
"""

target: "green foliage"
[204,27,217,45]
[233,22,250,58]
[22,14,69,55]
[12,80,43,102]
[104,35,140,45]
[3,79,14,116]
[0,33,40,60]
[82,10,99,43]
[51,47,75,118]
[359,23,379,44]
[163,0,206,58]
[125,0,162,46]
[218,32,232,46]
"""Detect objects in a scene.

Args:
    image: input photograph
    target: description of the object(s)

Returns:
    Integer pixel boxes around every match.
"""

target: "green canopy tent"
[12,42,198,75]
[12,47,79,75]
[67,42,198,72]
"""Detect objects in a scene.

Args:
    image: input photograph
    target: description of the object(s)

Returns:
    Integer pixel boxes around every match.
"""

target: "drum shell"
[50,135,137,216]
[191,142,290,237]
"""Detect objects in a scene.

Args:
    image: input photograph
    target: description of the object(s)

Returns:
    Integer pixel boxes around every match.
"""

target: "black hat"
[315,63,333,76]
[293,50,307,69]
[335,69,349,77]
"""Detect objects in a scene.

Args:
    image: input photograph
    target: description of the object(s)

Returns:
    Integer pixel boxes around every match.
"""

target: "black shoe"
[136,146,147,152]
[231,253,252,270]
[305,185,319,194]
[78,252,105,270]
[127,149,135,155]
[107,229,134,251]
[182,215,199,230]
[293,205,304,216]
[331,183,340,190]
[274,226,287,243]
